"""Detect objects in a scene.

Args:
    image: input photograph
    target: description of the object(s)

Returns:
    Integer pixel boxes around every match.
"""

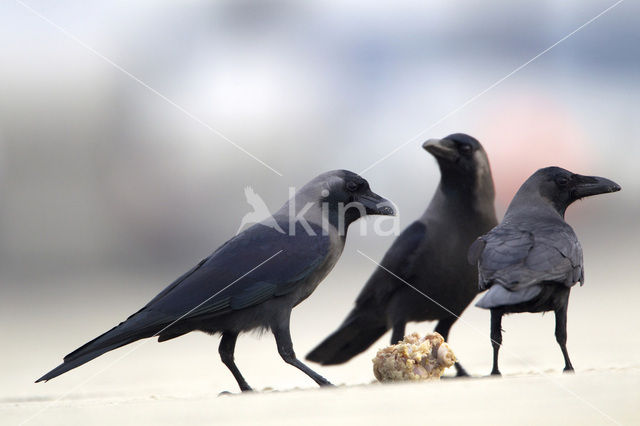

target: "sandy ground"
[3,369,638,426]
[2,256,639,425]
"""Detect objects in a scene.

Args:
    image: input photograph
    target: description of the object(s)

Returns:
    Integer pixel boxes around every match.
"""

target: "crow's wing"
[144,221,330,319]
[476,220,583,291]
[36,221,331,382]
[355,221,427,305]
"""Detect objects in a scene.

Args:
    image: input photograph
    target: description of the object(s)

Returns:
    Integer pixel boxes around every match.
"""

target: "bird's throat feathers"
[432,167,496,221]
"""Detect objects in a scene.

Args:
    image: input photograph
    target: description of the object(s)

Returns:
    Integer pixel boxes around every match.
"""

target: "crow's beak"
[422,138,459,162]
[360,190,395,216]
[572,174,621,199]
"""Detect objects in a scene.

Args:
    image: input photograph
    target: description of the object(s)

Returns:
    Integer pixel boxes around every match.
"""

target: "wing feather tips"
[467,237,485,265]
[476,284,544,309]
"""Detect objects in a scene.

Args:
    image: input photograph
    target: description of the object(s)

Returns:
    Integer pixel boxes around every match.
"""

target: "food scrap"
[372,332,456,382]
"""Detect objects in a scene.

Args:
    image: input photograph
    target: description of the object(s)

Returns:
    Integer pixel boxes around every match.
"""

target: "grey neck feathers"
[504,188,565,223]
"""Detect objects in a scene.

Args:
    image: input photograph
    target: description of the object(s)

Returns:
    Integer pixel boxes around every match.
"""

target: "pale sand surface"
[2,260,638,425]
[3,369,638,425]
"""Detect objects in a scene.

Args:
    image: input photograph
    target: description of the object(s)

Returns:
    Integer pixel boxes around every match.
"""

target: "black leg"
[219,331,252,392]
[434,316,455,340]
[554,305,574,373]
[390,321,406,344]
[435,316,468,377]
[272,318,333,387]
[490,309,503,376]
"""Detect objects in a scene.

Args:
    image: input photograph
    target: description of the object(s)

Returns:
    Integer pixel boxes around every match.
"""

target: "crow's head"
[524,166,621,216]
[291,170,395,232]
[422,133,495,200]
[321,170,394,216]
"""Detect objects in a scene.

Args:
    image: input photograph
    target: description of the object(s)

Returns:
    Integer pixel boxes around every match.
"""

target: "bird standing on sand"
[468,167,621,375]
[37,170,394,392]
[307,134,497,376]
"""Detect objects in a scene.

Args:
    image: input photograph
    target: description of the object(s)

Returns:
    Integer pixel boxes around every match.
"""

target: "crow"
[468,166,621,375]
[37,170,394,391]
[307,134,497,376]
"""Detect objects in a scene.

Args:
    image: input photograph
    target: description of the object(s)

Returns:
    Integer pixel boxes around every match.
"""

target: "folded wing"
[37,222,329,382]
[473,220,583,309]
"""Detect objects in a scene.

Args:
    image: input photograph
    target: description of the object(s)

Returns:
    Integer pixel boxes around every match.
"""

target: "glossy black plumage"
[307,134,497,375]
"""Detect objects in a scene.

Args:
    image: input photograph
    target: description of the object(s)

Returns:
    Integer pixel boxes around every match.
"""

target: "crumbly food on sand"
[372,332,456,382]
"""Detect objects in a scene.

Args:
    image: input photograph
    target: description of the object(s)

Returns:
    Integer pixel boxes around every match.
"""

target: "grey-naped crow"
[37,170,394,391]
[468,166,621,375]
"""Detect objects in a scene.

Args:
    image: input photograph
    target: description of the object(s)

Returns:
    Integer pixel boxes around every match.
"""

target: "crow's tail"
[306,309,387,365]
[36,312,163,383]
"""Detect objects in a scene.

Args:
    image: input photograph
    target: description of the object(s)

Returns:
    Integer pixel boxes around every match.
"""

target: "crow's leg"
[273,318,333,387]
[390,320,406,344]
[219,331,252,392]
[554,305,574,373]
[490,309,503,376]
[435,316,468,377]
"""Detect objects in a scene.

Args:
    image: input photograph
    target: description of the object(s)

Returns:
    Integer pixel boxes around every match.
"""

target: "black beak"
[422,138,459,162]
[572,174,621,199]
[360,190,395,216]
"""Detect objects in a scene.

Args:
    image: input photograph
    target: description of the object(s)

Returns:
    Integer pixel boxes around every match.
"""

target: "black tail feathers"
[306,311,387,365]
[36,315,161,383]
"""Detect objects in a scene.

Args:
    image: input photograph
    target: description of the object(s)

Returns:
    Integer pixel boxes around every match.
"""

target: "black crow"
[307,134,497,376]
[37,170,394,391]
[468,166,621,375]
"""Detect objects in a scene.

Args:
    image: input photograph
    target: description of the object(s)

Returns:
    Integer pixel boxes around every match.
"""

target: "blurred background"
[1,0,638,403]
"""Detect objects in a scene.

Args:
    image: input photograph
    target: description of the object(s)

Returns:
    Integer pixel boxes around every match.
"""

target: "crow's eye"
[346,181,359,192]
[556,177,569,187]
[458,144,472,155]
